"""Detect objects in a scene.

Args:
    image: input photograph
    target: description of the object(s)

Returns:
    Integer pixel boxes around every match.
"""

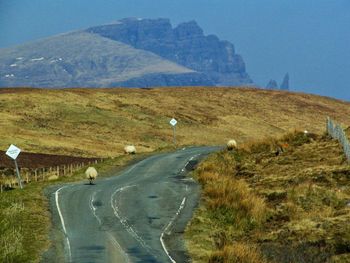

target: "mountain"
[0,18,251,88]
[87,18,252,86]
[0,31,214,88]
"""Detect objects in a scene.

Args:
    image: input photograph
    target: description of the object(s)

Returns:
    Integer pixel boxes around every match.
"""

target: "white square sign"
[170,118,177,126]
[6,144,21,160]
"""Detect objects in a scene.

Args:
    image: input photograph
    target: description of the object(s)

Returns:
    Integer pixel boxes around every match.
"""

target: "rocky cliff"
[0,18,252,88]
[87,18,252,86]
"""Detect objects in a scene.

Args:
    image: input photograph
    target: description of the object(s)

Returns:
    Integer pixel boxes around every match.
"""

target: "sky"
[0,0,349,100]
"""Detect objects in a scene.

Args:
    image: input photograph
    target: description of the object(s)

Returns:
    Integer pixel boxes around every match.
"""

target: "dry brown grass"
[209,243,267,263]
[186,132,350,263]
[204,178,267,226]
[1,87,350,157]
[186,150,268,262]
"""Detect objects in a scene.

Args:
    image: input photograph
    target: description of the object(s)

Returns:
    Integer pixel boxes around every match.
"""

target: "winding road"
[46,146,218,263]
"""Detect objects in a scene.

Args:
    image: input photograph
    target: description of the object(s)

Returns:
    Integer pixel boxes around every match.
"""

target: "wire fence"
[0,159,101,192]
[326,117,350,161]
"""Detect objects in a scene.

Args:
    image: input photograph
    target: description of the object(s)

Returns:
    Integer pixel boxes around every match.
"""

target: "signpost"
[6,144,23,189]
[169,118,177,146]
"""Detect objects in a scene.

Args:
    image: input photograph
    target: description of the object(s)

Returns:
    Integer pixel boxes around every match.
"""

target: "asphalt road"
[45,146,218,263]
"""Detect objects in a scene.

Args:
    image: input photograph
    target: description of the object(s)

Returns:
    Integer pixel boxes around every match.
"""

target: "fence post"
[327,118,350,162]
[326,117,330,134]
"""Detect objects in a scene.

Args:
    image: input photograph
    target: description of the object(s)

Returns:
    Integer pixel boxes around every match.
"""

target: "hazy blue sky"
[0,0,349,100]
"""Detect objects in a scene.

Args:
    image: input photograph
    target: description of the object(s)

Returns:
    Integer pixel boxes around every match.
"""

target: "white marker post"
[169,118,177,146]
[6,144,23,189]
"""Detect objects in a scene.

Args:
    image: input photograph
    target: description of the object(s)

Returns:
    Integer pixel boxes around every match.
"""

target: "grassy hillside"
[0,87,350,157]
[186,132,350,263]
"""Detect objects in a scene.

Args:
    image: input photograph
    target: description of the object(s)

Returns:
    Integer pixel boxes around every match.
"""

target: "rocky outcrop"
[280,73,290,90]
[87,18,252,86]
[266,79,278,89]
[265,74,290,91]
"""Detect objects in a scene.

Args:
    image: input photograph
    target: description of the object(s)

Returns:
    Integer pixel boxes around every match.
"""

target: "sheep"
[274,143,289,156]
[274,146,284,156]
[124,145,136,155]
[227,139,237,151]
[85,167,98,185]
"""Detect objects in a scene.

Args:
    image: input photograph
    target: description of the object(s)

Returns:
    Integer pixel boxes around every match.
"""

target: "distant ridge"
[0,18,251,88]
[87,18,252,86]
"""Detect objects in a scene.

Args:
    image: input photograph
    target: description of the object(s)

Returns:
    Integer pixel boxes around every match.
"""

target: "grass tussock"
[209,243,267,263]
[197,152,267,229]
[204,177,266,228]
[186,131,350,263]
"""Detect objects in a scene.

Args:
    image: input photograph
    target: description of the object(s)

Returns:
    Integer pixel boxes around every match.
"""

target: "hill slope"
[186,132,350,263]
[0,31,212,88]
[0,87,349,157]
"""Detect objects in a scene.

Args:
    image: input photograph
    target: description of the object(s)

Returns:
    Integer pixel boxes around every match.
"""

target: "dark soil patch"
[0,150,100,169]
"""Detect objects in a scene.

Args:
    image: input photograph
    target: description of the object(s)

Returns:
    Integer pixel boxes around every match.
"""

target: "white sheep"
[85,167,98,185]
[124,145,136,155]
[227,139,237,151]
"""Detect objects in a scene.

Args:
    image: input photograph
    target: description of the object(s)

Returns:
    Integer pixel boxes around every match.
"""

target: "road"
[45,146,218,263]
